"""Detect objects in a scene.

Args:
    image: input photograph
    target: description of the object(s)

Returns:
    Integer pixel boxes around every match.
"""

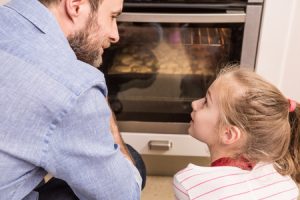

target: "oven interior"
[101,22,243,123]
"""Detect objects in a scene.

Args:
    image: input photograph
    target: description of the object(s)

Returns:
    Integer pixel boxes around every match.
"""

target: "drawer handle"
[148,140,172,151]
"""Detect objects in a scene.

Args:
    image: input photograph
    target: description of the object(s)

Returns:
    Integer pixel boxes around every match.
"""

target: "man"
[0,0,143,199]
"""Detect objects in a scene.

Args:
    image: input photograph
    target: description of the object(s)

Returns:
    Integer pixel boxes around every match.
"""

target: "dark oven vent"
[124,0,248,3]
[123,1,249,12]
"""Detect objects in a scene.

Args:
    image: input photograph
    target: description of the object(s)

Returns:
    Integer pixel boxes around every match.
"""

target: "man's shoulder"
[0,0,107,96]
[0,49,107,97]
[58,59,108,96]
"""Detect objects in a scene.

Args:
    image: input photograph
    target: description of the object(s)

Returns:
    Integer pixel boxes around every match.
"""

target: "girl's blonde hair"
[216,66,300,183]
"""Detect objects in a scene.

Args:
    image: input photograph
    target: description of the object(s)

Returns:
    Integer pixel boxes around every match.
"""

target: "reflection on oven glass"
[109,45,158,74]
[108,23,231,76]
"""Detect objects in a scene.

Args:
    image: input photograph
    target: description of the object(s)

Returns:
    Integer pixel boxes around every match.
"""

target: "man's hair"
[38,0,102,12]
[216,66,300,183]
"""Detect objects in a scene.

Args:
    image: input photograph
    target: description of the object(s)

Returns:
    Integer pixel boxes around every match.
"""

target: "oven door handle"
[148,140,173,151]
[117,12,246,23]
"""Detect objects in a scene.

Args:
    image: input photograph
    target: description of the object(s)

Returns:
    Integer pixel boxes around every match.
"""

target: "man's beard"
[68,15,103,68]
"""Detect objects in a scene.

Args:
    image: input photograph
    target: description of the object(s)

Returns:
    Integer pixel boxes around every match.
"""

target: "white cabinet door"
[121,132,210,157]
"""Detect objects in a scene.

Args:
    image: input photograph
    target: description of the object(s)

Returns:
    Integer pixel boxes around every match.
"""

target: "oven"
[101,0,263,175]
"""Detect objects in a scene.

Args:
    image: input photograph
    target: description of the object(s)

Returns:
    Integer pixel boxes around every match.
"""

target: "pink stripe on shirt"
[187,172,247,191]
[253,163,269,170]
[258,187,298,200]
[181,172,217,184]
[219,179,291,200]
[177,167,193,176]
[190,172,277,200]
[173,182,189,196]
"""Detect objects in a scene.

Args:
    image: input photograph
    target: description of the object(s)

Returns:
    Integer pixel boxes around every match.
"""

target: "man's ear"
[220,126,242,145]
[64,0,87,23]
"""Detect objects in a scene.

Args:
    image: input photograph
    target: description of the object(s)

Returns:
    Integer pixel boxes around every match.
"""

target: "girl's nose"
[191,99,200,110]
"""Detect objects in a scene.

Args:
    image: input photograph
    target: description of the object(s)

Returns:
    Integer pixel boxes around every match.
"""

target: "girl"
[173,67,299,200]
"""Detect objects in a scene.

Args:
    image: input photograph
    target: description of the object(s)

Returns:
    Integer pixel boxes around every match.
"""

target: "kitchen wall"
[256,0,300,101]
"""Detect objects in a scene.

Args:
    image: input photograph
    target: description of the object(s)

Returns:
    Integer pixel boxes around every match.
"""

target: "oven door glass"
[101,22,243,124]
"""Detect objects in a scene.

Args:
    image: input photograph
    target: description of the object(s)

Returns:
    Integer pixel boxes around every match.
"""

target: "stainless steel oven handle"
[118,12,246,23]
[148,140,173,151]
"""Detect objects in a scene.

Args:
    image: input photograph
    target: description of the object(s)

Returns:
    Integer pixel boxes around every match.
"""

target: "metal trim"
[118,12,246,23]
[248,0,264,3]
[240,5,263,70]
[123,3,247,9]
[117,121,190,135]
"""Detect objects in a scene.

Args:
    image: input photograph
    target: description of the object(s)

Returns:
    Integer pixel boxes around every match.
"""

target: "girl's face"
[188,79,222,146]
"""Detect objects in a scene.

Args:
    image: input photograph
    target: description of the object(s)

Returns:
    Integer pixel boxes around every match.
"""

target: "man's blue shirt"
[0,0,141,199]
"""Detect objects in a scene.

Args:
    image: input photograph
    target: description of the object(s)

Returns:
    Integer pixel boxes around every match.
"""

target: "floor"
[141,176,173,200]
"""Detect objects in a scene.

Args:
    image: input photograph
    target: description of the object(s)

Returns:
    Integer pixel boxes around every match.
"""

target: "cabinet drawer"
[121,132,210,157]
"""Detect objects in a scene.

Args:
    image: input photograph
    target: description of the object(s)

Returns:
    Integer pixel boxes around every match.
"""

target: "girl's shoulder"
[174,162,293,182]
[174,163,249,184]
[173,163,298,200]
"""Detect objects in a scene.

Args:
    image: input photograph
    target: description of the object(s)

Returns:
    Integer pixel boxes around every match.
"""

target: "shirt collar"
[6,0,77,60]
[211,156,255,171]
[6,0,61,34]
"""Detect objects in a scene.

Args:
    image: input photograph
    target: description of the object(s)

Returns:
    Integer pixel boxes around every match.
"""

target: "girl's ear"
[221,126,242,145]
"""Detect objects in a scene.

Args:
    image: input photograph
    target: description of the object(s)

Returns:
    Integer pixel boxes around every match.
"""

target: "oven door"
[101,7,262,134]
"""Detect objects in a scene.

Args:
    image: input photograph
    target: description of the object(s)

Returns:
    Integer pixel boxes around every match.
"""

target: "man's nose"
[110,22,120,43]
